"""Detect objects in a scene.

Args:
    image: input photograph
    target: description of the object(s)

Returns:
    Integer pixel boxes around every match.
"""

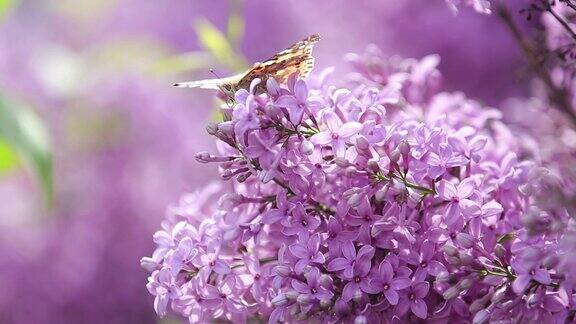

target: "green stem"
[392,173,436,195]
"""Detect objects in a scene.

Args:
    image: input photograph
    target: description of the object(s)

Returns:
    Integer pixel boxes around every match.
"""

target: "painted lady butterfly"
[174,34,320,98]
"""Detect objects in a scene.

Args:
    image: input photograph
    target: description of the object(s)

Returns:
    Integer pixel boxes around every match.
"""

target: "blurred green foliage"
[194,18,249,72]
[227,0,245,49]
[0,96,53,205]
[151,51,215,75]
[0,0,247,208]
[0,138,18,173]
[0,0,53,207]
[151,0,248,76]
[0,0,17,20]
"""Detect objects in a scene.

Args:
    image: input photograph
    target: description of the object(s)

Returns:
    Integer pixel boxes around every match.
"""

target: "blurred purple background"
[0,0,525,323]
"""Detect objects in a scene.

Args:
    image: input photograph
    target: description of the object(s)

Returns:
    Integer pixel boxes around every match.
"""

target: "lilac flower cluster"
[142,50,575,323]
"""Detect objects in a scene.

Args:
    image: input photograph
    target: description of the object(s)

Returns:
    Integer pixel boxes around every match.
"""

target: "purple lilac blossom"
[1,0,572,323]
[143,48,575,323]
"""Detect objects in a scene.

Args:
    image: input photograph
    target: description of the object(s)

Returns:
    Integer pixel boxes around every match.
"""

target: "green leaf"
[194,18,249,72]
[0,96,53,205]
[0,0,17,20]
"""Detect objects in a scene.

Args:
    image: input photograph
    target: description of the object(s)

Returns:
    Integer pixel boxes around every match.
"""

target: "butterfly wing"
[237,34,320,90]
[173,73,245,89]
[173,34,320,96]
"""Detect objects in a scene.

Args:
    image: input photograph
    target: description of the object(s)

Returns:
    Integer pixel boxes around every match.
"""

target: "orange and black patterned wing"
[237,34,320,91]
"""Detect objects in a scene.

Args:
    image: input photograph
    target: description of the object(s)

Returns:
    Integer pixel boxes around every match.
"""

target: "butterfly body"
[174,34,320,97]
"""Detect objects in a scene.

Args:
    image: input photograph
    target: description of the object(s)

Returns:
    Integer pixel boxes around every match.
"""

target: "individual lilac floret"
[437,178,480,225]
[396,281,430,319]
[365,260,411,305]
[310,111,362,157]
[511,258,552,294]
[291,267,334,303]
[327,241,374,279]
[288,234,326,274]
[142,48,573,323]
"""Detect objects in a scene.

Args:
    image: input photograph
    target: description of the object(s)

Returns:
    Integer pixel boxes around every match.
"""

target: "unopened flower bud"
[459,278,474,290]
[458,252,475,265]
[482,275,505,286]
[443,244,459,257]
[446,256,461,265]
[407,191,421,206]
[221,169,235,181]
[518,183,533,196]
[236,172,251,183]
[348,193,362,208]
[500,300,515,310]
[266,103,282,119]
[354,315,368,324]
[469,295,491,314]
[140,257,160,272]
[334,157,350,168]
[300,140,314,155]
[221,107,233,121]
[435,271,451,283]
[343,188,360,201]
[220,161,234,169]
[494,244,507,260]
[374,186,389,202]
[272,293,288,306]
[285,290,299,301]
[491,285,508,304]
[374,145,387,157]
[356,136,370,152]
[522,207,551,235]
[526,293,540,308]
[223,227,240,241]
[398,140,410,156]
[294,312,307,321]
[217,121,234,135]
[543,254,559,268]
[275,265,292,277]
[206,122,219,135]
[390,181,406,194]
[249,222,261,233]
[345,166,357,177]
[472,309,490,324]
[389,149,401,163]
[367,159,380,173]
[352,289,363,303]
[378,156,390,171]
[319,274,332,287]
[218,193,245,210]
[456,233,475,249]
[195,151,212,163]
[319,299,332,309]
[260,169,276,184]
[297,293,312,305]
[443,286,460,300]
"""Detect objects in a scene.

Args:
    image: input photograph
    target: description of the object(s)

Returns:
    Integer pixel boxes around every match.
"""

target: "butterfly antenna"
[207,69,235,106]
[209,69,223,80]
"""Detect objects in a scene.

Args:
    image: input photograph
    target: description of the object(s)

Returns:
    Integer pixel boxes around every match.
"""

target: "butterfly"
[173,34,320,99]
